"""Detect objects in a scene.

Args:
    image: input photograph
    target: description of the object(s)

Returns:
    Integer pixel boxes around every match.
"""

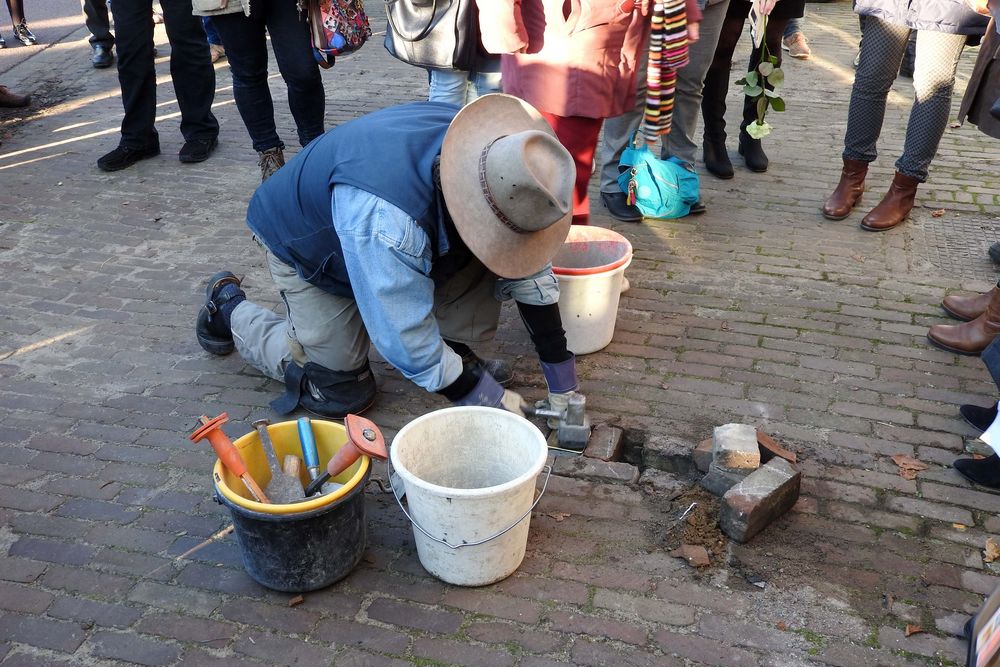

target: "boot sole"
[736,147,768,173]
[925,334,983,356]
[941,303,975,322]
[196,309,235,355]
[860,218,906,232]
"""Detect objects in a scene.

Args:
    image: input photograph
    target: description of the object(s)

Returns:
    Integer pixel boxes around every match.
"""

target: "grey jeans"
[844,16,966,181]
[598,0,731,193]
[229,250,502,381]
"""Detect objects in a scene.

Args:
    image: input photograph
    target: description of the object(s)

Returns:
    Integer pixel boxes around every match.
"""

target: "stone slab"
[712,424,761,471]
[553,457,640,484]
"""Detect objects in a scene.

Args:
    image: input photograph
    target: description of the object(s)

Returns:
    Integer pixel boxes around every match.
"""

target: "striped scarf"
[640,0,689,142]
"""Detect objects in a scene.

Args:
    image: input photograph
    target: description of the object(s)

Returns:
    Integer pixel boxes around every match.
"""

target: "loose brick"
[720,458,801,543]
[552,456,639,484]
[700,462,748,496]
[712,423,761,470]
[583,423,624,461]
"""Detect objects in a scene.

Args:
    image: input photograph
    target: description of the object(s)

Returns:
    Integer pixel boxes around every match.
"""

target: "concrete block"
[712,424,760,471]
[720,458,801,543]
[553,457,639,484]
[700,462,748,496]
[693,438,712,473]
[583,424,624,462]
[642,435,696,475]
[638,469,689,499]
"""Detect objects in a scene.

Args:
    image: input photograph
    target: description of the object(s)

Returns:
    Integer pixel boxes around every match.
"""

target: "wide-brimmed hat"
[440,94,575,279]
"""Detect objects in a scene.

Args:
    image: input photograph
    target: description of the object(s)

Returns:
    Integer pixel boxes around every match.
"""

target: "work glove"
[539,357,578,428]
[454,368,529,416]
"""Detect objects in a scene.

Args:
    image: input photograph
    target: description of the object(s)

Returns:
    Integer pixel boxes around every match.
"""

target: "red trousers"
[540,112,604,226]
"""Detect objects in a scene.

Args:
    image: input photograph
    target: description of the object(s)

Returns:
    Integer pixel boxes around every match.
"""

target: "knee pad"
[270,360,376,418]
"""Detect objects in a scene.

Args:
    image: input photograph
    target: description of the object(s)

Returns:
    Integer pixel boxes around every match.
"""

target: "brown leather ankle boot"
[942,287,997,322]
[822,158,868,220]
[928,287,1000,355]
[860,171,920,231]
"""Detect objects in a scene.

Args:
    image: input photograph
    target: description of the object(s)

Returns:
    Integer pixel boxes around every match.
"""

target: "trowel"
[304,414,386,497]
[252,419,308,504]
[297,417,343,496]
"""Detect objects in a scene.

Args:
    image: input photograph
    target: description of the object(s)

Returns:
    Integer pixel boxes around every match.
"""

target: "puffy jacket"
[854,0,989,35]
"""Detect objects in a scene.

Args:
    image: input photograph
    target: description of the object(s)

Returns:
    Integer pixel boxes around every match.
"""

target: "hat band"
[478,136,527,235]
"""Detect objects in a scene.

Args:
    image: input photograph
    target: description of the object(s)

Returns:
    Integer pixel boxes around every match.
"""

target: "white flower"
[745,121,772,139]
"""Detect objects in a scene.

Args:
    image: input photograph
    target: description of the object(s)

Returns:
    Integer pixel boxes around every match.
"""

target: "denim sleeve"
[495,264,560,305]
[333,185,464,393]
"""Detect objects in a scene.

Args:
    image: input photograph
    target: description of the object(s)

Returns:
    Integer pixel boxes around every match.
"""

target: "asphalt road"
[0,0,92,75]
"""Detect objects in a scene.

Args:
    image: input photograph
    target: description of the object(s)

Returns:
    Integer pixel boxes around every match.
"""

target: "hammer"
[525,392,591,451]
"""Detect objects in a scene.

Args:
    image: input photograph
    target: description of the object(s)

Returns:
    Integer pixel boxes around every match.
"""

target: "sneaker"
[0,84,30,108]
[179,137,217,163]
[257,147,285,182]
[195,271,245,355]
[209,44,226,63]
[97,142,160,171]
[12,21,36,46]
[782,33,811,59]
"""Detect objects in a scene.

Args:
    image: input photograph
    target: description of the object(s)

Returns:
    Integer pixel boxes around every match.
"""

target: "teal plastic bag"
[617,133,700,220]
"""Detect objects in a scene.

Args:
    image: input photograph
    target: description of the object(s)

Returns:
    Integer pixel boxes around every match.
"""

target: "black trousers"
[110,0,219,149]
[81,0,113,47]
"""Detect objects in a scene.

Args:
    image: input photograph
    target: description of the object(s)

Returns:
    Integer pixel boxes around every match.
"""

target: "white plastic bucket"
[389,406,549,586]
[552,226,633,355]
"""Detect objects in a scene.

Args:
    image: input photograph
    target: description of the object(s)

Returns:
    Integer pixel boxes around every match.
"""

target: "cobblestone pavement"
[2,4,1000,666]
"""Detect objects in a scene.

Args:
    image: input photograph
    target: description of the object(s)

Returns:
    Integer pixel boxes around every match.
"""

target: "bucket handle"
[387,460,552,550]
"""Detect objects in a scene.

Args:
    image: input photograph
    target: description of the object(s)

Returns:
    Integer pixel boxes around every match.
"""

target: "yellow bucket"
[213,419,370,516]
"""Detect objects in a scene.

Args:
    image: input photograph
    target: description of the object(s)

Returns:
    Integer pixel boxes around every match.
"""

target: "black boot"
[703,137,734,180]
[954,454,1000,490]
[738,130,769,173]
[196,271,245,355]
[701,65,733,180]
[960,402,999,432]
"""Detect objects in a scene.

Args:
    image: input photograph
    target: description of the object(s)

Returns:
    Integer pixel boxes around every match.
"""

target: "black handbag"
[383,0,479,70]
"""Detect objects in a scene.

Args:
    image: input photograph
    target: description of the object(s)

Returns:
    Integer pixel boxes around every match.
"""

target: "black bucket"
[215,463,370,592]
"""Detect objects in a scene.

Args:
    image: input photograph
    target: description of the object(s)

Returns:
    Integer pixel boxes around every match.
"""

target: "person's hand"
[758,0,777,15]
[500,389,529,415]
[688,20,700,42]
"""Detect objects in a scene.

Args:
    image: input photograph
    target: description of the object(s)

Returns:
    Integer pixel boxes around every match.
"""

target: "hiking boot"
[97,142,160,171]
[0,84,30,108]
[258,147,285,182]
[196,271,245,355]
[782,32,811,59]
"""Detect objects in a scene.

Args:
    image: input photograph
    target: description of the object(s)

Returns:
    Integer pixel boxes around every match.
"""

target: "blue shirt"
[333,185,559,393]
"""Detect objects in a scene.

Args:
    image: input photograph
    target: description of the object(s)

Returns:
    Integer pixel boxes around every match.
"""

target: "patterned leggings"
[844,17,965,182]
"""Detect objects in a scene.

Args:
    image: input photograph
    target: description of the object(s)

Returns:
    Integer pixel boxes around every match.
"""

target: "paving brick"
[583,423,624,461]
[333,648,413,667]
[884,496,974,525]
[495,574,591,605]
[571,637,682,667]
[545,609,648,644]
[0,557,47,583]
[440,588,542,623]
[88,630,181,666]
[135,612,236,649]
[700,462,748,496]
[8,536,95,566]
[593,589,696,626]
[234,632,334,666]
[365,597,462,634]
[311,617,409,654]
[55,498,140,523]
[721,458,802,543]
[712,423,760,470]
[0,582,53,613]
[129,581,222,617]
[552,456,639,484]
[655,629,761,667]
[466,621,565,652]
[0,614,87,652]
[412,636,516,667]
[0,487,64,513]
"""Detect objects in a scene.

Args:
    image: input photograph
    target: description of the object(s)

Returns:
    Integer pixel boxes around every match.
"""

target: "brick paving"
[2,4,1000,666]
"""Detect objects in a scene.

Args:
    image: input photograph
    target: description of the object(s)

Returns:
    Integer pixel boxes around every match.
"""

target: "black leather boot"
[960,402,998,432]
[954,454,1000,490]
[701,65,733,180]
[738,129,769,173]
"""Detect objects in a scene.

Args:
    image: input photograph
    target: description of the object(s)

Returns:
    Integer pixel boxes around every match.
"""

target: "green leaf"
[757,62,773,76]
[769,54,778,65]
[770,97,786,112]
[764,88,779,98]
[768,68,784,87]
[757,97,767,123]
[745,71,759,87]
[744,85,763,97]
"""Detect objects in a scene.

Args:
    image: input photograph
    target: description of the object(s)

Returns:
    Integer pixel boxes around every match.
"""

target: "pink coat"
[478,0,662,118]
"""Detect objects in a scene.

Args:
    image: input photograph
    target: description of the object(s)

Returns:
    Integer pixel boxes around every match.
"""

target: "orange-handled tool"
[304,414,386,496]
[190,413,271,504]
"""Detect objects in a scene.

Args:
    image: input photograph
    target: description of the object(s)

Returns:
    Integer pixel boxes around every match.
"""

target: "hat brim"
[440,94,572,279]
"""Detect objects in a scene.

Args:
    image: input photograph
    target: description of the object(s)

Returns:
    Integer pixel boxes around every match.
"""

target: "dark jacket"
[854,0,989,35]
[247,102,460,298]
[959,20,1000,139]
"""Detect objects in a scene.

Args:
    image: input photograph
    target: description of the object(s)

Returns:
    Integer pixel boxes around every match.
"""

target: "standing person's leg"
[104,0,160,154]
[782,16,811,58]
[82,0,114,67]
[596,52,646,221]
[6,0,35,44]
[469,61,501,103]
[737,13,791,173]
[539,112,604,226]
[822,16,909,220]
[264,0,325,147]
[159,0,219,154]
[701,0,748,179]
[428,69,471,105]
[211,10,281,153]
[203,16,226,62]
[666,0,730,169]
[861,28,966,231]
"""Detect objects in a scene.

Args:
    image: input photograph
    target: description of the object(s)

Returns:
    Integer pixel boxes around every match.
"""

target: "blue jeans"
[211,0,324,152]
[427,66,501,106]
[202,16,222,46]
[784,17,802,39]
